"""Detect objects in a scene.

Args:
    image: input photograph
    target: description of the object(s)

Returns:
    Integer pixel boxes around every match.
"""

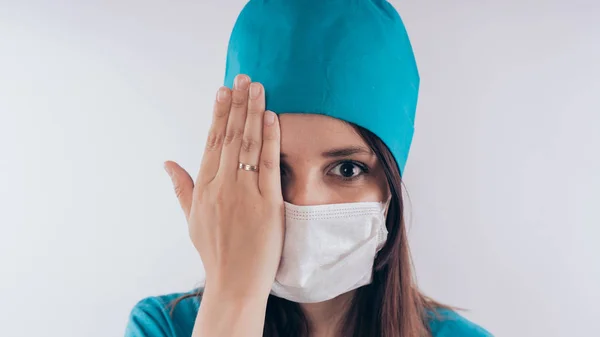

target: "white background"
[1,1,598,336]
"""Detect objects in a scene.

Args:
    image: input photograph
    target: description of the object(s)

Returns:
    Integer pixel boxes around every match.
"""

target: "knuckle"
[241,137,258,153]
[214,105,229,118]
[263,131,278,142]
[205,131,224,151]
[231,94,246,108]
[247,106,261,116]
[173,184,185,199]
[224,128,244,145]
[261,158,276,170]
[214,188,228,206]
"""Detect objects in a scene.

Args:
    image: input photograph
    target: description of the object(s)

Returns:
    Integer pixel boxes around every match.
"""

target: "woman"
[126,1,492,336]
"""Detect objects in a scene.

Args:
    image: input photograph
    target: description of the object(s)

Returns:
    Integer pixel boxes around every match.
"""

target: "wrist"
[194,285,268,337]
[197,282,269,336]
[203,279,270,308]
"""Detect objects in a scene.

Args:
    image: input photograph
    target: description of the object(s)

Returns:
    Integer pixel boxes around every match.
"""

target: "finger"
[238,82,265,184]
[218,74,250,179]
[197,87,231,186]
[165,161,194,219]
[258,111,282,197]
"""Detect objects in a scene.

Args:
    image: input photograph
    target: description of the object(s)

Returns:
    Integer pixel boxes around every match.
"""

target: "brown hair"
[171,124,450,336]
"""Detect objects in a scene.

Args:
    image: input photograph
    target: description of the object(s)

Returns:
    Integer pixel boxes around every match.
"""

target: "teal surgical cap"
[224,0,419,174]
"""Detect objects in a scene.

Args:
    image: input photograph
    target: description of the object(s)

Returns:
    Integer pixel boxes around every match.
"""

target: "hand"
[164,74,284,302]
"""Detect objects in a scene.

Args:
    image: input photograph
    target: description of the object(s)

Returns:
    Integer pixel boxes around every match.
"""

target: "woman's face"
[279,114,389,205]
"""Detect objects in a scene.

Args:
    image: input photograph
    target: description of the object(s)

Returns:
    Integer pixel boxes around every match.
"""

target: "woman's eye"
[280,164,288,178]
[330,161,366,179]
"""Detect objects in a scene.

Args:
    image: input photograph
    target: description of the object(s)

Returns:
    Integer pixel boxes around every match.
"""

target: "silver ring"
[238,162,259,172]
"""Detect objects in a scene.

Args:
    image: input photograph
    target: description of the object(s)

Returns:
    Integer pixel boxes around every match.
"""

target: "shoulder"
[428,309,493,337]
[125,290,201,337]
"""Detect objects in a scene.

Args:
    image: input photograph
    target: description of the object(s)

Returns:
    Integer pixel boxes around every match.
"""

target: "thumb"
[164,160,194,219]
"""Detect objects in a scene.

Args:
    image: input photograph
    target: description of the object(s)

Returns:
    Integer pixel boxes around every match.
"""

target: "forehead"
[279,114,366,154]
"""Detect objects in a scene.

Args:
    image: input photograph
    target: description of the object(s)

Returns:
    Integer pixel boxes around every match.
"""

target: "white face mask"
[270,199,390,303]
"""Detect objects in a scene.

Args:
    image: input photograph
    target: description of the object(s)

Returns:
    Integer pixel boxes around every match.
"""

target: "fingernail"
[217,87,229,102]
[264,110,276,125]
[249,83,261,99]
[164,163,173,177]
[234,75,249,90]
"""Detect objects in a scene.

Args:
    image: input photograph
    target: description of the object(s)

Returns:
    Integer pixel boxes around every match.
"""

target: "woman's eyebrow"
[279,146,373,159]
[321,146,373,158]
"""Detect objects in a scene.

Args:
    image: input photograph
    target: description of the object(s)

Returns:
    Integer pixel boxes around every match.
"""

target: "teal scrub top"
[124,291,493,337]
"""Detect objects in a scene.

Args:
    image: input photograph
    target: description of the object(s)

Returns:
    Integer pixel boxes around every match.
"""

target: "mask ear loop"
[376,195,393,253]
[382,194,392,218]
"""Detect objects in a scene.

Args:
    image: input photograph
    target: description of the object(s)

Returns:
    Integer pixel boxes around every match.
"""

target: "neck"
[299,290,355,337]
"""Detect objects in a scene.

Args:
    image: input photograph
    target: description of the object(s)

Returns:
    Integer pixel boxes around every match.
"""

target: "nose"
[283,175,332,206]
